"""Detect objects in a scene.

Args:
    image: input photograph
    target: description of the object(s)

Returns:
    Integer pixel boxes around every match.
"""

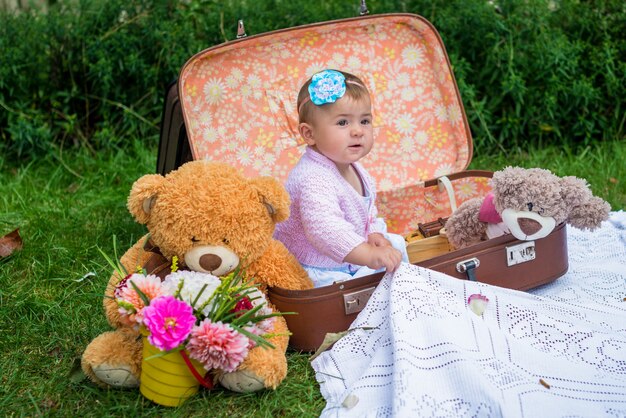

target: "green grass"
[0,139,624,416]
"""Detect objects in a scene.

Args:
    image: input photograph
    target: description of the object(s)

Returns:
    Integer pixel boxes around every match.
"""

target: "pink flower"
[255,306,276,333]
[187,319,250,372]
[116,274,164,324]
[243,324,265,349]
[143,296,196,351]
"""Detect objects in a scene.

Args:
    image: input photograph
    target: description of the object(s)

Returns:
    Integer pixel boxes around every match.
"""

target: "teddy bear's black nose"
[199,254,222,272]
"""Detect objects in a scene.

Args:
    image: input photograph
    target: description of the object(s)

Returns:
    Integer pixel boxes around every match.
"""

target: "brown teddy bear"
[445,166,610,249]
[81,161,313,393]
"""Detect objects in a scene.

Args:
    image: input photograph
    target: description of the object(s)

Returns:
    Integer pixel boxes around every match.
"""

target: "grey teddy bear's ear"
[559,176,610,230]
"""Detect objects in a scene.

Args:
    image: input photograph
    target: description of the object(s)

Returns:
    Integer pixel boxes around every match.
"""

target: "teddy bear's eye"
[527,202,534,211]
[191,236,200,243]
[222,238,230,245]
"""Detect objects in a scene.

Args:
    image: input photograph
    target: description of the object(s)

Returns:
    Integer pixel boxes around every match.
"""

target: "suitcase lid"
[178,13,476,234]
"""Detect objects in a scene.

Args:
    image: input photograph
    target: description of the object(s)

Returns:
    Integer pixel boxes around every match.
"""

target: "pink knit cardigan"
[274,147,385,269]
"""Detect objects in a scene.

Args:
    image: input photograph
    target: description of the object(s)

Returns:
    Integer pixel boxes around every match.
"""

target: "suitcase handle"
[456,258,480,281]
[437,175,458,213]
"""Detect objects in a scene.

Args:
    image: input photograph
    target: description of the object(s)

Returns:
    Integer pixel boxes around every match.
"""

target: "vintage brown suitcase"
[270,223,567,351]
[156,80,192,176]
[171,12,569,351]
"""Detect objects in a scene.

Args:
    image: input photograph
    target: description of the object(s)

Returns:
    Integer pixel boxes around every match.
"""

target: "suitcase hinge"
[359,0,369,16]
[236,19,247,38]
[343,287,376,315]
[456,257,480,281]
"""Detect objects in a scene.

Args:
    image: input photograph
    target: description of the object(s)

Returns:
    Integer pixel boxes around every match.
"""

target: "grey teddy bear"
[445,166,611,249]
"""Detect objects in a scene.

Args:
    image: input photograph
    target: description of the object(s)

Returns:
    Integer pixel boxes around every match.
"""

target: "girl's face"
[298,96,374,170]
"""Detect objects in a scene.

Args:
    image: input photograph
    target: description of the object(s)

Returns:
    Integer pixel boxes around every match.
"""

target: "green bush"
[1,0,624,159]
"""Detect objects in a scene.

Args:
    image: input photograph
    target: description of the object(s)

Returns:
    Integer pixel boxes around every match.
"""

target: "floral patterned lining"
[179,14,491,235]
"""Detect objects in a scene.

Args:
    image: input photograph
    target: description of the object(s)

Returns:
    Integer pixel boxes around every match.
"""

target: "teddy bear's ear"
[490,166,526,190]
[250,177,291,223]
[127,174,166,224]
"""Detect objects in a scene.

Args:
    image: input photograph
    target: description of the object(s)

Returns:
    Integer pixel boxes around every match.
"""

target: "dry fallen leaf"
[309,331,350,362]
[0,229,23,258]
[309,327,376,361]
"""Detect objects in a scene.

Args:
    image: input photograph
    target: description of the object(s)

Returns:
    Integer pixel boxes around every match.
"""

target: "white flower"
[400,137,415,153]
[231,68,244,81]
[397,73,410,86]
[415,131,429,145]
[245,289,275,333]
[346,56,361,69]
[225,74,240,88]
[244,287,268,308]
[435,105,448,122]
[379,178,393,190]
[395,114,415,135]
[331,53,345,65]
[236,146,253,166]
[401,87,415,102]
[456,180,478,199]
[434,164,455,178]
[306,63,326,78]
[203,78,225,105]
[263,153,276,165]
[198,111,213,126]
[117,10,128,23]
[240,84,252,98]
[447,104,462,126]
[202,128,218,143]
[253,159,264,172]
[401,45,425,68]
[235,128,248,143]
[247,74,261,89]
[268,99,280,115]
[162,271,222,315]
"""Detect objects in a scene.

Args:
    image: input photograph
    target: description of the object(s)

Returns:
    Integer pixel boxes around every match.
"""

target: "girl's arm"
[298,183,365,263]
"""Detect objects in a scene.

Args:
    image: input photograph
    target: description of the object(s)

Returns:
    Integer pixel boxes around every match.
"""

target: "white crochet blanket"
[311,212,626,418]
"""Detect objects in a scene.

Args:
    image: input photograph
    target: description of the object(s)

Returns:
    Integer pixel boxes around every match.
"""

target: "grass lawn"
[0,138,624,416]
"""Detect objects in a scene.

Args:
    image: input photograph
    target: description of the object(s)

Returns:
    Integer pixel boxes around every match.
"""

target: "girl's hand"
[367,233,391,247]
[344,242,402,273]
[369,246,402,273]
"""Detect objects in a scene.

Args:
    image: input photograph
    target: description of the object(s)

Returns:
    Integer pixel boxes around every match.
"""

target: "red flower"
[230,296,253,317]
[114,274,133,298]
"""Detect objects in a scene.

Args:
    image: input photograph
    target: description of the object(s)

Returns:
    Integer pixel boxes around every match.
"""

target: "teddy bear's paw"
[219,369,266,393]
[92,364,139,388]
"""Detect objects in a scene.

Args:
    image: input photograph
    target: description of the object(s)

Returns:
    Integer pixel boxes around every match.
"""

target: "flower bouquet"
[114,264,283,407]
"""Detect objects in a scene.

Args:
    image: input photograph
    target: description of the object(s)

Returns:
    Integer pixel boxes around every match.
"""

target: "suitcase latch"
[506,241,536,266]
[343,287,376,315]
[456,258,480,281]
